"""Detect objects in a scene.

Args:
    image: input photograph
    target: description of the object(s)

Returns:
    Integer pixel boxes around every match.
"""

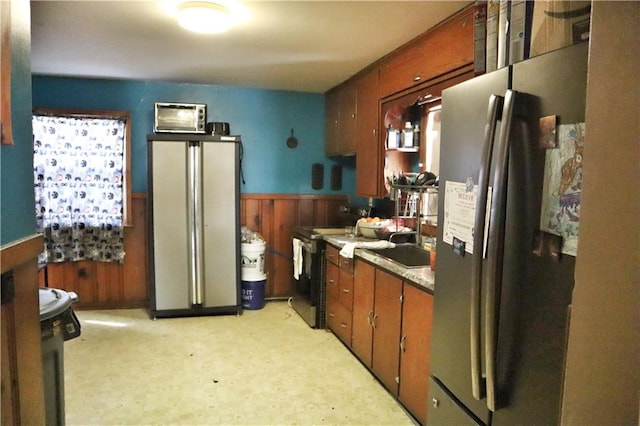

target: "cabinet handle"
[372,313,378,329]
[340,323,348,328]
[328,279,335,284]
[367,311,373,326]
[341,288,350,293]
[329,312,335,318]
[413,76,421,82]
[400,335,407,352]
[342,259,351,266]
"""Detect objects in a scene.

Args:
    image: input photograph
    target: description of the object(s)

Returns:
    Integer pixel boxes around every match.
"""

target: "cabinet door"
[352,260,375,366]
[325,81,357,156]
[378,4,475,98]
[356,69,381,198]
[372,268,403,395]
[325,88,340,155]
[340,79,357,153]
[399,284,434,424]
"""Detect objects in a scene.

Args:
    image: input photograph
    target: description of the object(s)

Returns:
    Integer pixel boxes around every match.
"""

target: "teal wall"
[1,1,36,245]
[31,76,356,195]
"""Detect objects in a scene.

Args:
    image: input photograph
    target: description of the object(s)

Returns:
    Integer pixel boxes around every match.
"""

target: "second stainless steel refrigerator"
[148,134,242,318]
[428,42,588,425]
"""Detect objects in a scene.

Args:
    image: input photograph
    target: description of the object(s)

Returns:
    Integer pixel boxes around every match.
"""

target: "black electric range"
[291,227,346,328]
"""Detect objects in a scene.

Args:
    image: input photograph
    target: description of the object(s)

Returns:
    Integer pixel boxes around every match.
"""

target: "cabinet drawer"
[339,255,354,273]
[327,295,352,345]
[326,245,340,266]
[326,261,340,300]
[338,267,354,310]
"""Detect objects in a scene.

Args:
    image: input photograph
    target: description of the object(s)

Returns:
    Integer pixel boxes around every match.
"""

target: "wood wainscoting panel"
[241,194,348,299]
[45,193,347,309]
[46,193,148,309]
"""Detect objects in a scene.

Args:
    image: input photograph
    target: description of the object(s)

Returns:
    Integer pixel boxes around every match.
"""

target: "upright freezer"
[428,42,588,425]
[148,134,242,318]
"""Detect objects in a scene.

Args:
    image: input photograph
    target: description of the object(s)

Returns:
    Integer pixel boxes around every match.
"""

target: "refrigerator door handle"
[484,89,517,412]
[188,142,204,307]
[470,94,503,401]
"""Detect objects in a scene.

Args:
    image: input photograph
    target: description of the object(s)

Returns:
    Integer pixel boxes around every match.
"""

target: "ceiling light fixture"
[177,1,233,34]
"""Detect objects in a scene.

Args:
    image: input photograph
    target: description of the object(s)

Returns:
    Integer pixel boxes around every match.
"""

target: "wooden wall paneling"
[44,193,149,309]
[312,199,329,225]
[43,193,346,308]
[328,198,346,225]
[77,260,97,304]
[240,194,347,299]
[122,194,148,305]
[298,198,315,226]
[271,199,297,297]
[97,261,123,303]
[46,263,72,294]
[241,198,262,231]
[257,199,275,296]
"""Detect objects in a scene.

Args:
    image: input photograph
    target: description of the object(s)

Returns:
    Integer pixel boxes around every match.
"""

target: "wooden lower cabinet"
[326,244,354,346]
[399,283,434,424]
[352,260,375,366]
[347,258,434,424]
[371,268,404,395]
[326,295,352,344]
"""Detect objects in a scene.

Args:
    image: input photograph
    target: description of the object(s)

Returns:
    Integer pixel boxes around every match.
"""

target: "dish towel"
[293,238,303,280]
[339,240,396,259]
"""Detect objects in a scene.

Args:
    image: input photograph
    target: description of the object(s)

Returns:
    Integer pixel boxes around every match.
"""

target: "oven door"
[291,235,325,328]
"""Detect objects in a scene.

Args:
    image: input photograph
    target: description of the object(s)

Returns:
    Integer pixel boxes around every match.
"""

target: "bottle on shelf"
[402,122,414,148]
[413,124,420,147]
[386,125,399,149]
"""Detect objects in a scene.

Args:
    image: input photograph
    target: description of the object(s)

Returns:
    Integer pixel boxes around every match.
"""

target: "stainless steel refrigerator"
[428,42,588,425]
[148,134,242,318]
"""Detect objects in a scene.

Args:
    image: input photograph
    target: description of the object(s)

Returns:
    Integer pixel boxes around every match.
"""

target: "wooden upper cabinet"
[324,88,340,155]
[355,68,380,198]
[378,4,475,99]
[341,79,357,153]
[325,79,357,156]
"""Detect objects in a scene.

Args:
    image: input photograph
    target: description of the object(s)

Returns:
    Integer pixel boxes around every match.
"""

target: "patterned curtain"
[33,115,126,263]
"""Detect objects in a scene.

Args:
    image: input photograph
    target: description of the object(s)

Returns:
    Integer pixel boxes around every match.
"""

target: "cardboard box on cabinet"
[530,1,591,57]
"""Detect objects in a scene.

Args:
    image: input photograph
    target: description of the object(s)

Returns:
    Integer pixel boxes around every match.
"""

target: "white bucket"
[241,241,266,281]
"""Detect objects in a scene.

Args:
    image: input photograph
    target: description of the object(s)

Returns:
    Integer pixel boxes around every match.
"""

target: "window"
[32,109,132,263]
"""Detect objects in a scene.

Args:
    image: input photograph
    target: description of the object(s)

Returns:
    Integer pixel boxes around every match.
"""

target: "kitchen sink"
[369,244,430,268]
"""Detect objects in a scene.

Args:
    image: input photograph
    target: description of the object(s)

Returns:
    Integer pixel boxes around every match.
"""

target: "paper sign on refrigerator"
[442,180,492,255]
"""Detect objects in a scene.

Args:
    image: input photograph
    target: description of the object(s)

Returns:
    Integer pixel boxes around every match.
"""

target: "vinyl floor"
[63,301,415,425]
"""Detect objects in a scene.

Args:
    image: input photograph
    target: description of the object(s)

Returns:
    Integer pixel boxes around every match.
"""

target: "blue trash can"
[241,278,266,310]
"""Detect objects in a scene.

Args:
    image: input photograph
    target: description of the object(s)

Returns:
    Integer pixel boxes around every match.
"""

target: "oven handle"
[294,236,315,254]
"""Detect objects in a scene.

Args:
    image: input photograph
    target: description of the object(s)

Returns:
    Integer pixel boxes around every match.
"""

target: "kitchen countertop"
[323,235,435,293]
